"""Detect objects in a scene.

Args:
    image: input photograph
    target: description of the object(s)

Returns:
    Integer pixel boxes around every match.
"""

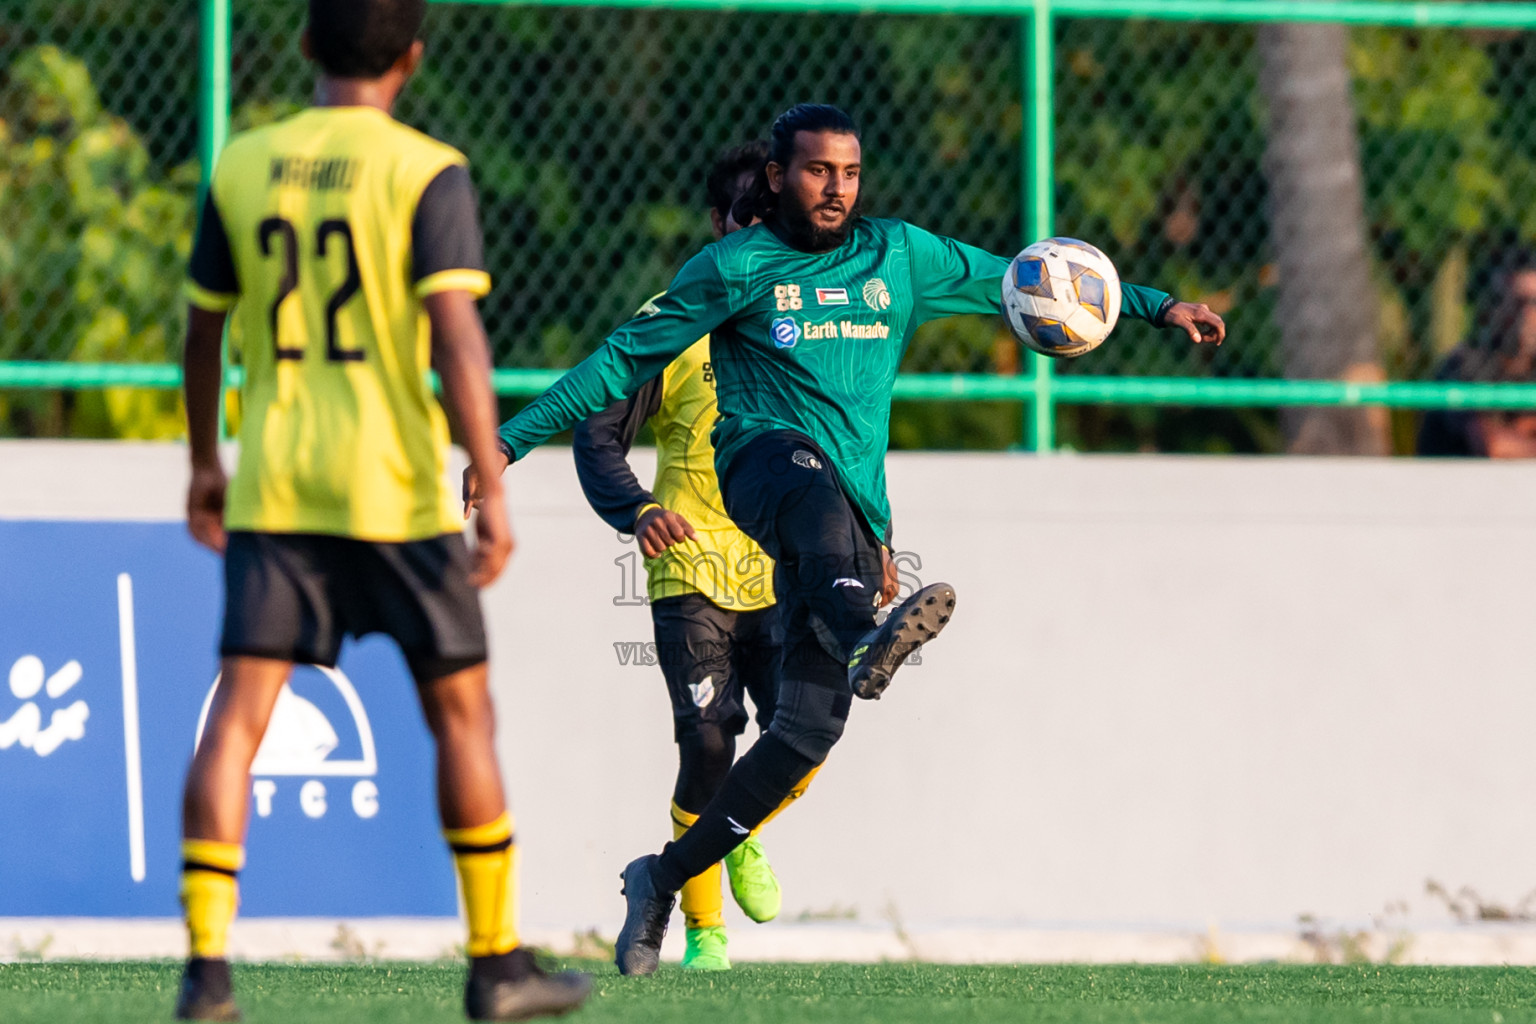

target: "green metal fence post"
[198,0,230,204]
[200,0,232,435]
[1023,0,1057,452]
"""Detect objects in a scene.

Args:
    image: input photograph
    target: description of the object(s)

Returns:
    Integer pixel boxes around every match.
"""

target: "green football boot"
[724,836,782,923]
[681,925,731,971]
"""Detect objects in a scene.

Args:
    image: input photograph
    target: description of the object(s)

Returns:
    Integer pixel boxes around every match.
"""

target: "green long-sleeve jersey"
[499,218,1171,541]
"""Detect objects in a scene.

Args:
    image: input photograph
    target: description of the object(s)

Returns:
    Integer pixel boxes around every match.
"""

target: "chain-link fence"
[1058,17,1536,386]
[0,0,198,435]
[6,0,1536,448]
[227,2,1026,377]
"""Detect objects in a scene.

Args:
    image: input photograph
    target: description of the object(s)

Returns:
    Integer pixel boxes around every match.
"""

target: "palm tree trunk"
[1257,22,1389,455]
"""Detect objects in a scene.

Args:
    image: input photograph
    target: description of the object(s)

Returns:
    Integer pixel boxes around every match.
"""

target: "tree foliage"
[0,44,195,437]
[4,6,1536,451]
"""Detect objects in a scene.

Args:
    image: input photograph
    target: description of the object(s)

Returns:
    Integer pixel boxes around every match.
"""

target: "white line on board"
[118,573,146,883]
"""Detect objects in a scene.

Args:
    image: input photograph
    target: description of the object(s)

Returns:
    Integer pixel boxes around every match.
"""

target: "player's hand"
[635,505,696,558]
[878,547,900,607]
[463,449,511,519]
[468,483,513,587]
[1164,302,1225,345]
[187,463,229,554]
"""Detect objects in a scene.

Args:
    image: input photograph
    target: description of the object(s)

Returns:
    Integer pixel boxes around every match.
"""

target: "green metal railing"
[15,0,1536,450]
[16,359,1536,411]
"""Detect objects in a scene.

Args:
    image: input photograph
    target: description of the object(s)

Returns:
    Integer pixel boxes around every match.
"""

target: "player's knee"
[677,723,734,775]
[766,716,842,765]
[419,674,494,746]
[765,689,848,765]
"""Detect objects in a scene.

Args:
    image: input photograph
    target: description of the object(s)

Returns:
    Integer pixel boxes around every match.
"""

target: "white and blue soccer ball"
[1002,237,1122,358]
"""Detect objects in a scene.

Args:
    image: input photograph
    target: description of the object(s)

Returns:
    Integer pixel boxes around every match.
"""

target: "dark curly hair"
[308,0,425,79]
[705,140,769,222]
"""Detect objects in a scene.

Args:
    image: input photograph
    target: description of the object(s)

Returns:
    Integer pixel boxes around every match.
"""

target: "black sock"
[672,726,735,812]
[654,733,818,893]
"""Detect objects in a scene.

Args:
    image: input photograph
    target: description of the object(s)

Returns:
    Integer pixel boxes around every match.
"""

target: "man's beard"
[776,191,861,252]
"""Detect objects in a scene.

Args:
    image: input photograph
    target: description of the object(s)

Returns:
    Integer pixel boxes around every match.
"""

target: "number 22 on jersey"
[257,215,364,363]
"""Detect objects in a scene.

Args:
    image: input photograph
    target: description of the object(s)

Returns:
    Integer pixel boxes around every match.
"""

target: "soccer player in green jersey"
[474,103,1225,974]
[569,141,896,971]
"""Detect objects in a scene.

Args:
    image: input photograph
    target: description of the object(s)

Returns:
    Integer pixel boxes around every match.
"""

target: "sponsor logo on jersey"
[689,675,717,709]
[816,287,849,306]
[802,319,892,341]
[727,816,750,836]
[792,450,822,470]
[771,316,802,350]
[863,278,892,311]
[833,578,865,589]
[774,283,804,312]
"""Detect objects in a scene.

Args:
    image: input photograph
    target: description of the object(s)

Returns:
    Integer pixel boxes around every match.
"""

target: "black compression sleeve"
[571,373,665,533]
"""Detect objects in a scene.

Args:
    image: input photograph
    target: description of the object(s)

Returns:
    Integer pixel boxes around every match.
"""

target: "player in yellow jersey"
[176,1,588,1019]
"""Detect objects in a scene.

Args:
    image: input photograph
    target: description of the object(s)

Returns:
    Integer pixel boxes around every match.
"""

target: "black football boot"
[174,957,241,1022]
[848,582,957,700]
[464,946,591,1021]
[614,854,676,976]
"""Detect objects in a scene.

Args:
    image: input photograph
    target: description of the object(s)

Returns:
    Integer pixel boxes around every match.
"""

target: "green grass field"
[4,961,1536,1023]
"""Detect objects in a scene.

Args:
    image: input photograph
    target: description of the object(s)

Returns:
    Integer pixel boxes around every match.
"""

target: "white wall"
[9,442,1536,933]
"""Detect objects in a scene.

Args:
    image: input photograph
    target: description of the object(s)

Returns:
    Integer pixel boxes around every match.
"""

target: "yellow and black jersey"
[185,105,490,542]
[571,335,775,611]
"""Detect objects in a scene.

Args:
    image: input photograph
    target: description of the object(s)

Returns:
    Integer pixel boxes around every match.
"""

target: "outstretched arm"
[495,252,733,463]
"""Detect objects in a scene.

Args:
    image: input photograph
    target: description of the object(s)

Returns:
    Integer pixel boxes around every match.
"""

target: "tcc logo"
[194,665,380,821]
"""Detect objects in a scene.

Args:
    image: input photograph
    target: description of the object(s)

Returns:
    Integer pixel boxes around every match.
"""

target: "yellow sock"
[444,812,519,957]
[181,839,244,959]
[753,762,822,834]
[671,802,724,930]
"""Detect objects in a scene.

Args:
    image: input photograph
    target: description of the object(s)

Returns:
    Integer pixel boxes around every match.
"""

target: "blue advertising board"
[0,521,456,917]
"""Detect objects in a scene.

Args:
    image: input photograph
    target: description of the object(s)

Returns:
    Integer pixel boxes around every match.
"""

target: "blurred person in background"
[1418,249,1536,457]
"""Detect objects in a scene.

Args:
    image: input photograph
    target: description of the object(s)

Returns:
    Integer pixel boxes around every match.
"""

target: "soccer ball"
[1001,237,1122,358]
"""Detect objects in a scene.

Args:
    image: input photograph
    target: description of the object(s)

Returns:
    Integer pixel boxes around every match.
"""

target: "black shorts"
[720,430,884,691]
[220,531,488,684]
[652,592,781,741]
